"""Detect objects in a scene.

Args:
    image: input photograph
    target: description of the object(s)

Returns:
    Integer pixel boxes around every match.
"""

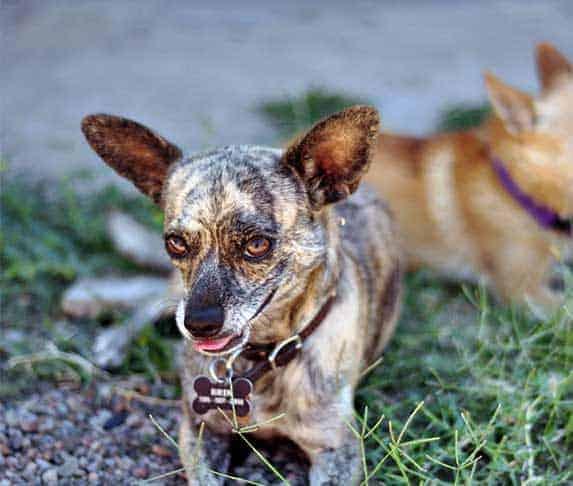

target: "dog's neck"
[491,155,572,236]
[297,208,343,325]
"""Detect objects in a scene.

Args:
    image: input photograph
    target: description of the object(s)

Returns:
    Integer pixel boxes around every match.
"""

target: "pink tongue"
[193,335,233,352]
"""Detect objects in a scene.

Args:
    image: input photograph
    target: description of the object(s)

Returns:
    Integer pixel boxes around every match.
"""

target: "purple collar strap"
[492,157,571,236]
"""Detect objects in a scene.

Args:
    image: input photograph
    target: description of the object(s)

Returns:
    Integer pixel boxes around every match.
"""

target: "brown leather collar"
[233,292,337,385]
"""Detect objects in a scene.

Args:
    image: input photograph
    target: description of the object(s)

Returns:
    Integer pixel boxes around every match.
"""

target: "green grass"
[354,274,573,483]
[1,172,161,327]
[256,86,490,138]
[0,172,169,395]
[437,104,491,132]
[2,91,572,483]
[257,87,366,140]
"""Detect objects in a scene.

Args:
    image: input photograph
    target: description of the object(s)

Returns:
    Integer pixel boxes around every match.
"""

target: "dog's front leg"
[294,390,361,486]
[307,435,361,486]
[179,407,231,486]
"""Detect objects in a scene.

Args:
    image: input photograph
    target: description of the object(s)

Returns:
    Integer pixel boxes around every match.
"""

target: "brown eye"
[244,237,272,260]
[165,235,188,258]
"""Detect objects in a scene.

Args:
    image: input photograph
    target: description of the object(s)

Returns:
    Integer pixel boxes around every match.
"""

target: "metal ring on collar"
[268,334,303,371]
[225,347,243,376]
[208,358,229,384]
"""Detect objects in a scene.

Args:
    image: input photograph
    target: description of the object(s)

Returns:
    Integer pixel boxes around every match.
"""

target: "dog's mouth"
[179,289,278,356]
[192,332,246,356]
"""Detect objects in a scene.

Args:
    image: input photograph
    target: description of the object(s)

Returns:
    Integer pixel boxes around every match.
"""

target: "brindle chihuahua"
[82,106,402,485]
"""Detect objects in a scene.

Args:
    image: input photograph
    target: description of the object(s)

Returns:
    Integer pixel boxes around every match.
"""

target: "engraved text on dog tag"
[192,376,252,417]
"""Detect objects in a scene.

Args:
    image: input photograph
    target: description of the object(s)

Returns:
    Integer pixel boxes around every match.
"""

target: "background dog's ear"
[81,114,182,204]
[536,43,572,93]
[283,105,380,208]
[484,72,536,135]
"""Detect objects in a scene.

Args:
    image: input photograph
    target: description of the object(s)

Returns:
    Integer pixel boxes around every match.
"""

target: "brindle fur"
[82,106,402,485]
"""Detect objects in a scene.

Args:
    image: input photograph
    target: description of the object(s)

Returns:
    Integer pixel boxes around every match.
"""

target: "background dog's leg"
[179,409,230,486]
[478,242,565,316]
[487,252,564,317]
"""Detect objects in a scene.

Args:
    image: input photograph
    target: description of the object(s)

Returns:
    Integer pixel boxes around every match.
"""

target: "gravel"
[0,383,184,485]
[0,382,310,485]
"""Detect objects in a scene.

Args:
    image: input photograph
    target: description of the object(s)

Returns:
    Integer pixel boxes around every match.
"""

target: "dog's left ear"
[535,42,572,93]
[484,72,536,135]
[81,114,182,204]
[283,106,380,208]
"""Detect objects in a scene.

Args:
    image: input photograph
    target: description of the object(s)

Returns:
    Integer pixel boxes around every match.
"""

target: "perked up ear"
[484,72,536,135]
[535,42,572,93]
[283,105,380,208]
[81,114,182,203]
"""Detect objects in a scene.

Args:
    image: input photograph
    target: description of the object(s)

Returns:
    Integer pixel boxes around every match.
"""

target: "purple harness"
[492,157,571,236]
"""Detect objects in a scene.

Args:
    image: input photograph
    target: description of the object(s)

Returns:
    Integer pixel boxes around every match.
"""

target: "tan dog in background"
[365,43,572,312]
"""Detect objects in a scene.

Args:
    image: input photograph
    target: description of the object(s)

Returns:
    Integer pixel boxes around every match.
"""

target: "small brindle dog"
[82,106,402,485]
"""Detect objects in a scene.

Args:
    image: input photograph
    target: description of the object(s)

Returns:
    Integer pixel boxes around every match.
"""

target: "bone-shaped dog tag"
[192,376,252,417]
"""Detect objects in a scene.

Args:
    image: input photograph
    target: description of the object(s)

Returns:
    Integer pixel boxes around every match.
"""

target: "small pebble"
[58,455,79,477]
[6,456,19,468]
[22,461,37,480]
[4,410,18,427]
[36,458,52,471]
[152,444,173,457]
[39,417,55,432]
[103,410,129,430]
[20,414,39,433]
[133,466,149,479]
[42,468,59,485]
[126,413,143,428]
[89,440,102,452]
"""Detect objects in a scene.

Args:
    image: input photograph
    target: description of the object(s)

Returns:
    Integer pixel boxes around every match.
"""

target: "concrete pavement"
[2,0,572,185]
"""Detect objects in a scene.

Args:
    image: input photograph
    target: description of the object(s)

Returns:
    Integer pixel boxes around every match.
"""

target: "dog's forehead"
[163,145,298,228]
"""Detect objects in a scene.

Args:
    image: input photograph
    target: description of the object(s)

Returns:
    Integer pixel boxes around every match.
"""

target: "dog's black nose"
[184,303,225,338]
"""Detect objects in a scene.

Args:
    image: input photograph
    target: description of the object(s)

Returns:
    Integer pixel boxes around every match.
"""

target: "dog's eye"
[244,237,272,260]
[165,235,189,258]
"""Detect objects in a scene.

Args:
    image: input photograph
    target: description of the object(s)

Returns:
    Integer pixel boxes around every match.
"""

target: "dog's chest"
[186,295,365,441]
[186,355,314,433]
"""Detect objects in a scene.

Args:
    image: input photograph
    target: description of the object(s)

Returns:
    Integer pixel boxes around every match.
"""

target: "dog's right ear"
[484,72,536,135]
[535,42,572,93]
[282,105,380,209]
[81,114,182,204]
